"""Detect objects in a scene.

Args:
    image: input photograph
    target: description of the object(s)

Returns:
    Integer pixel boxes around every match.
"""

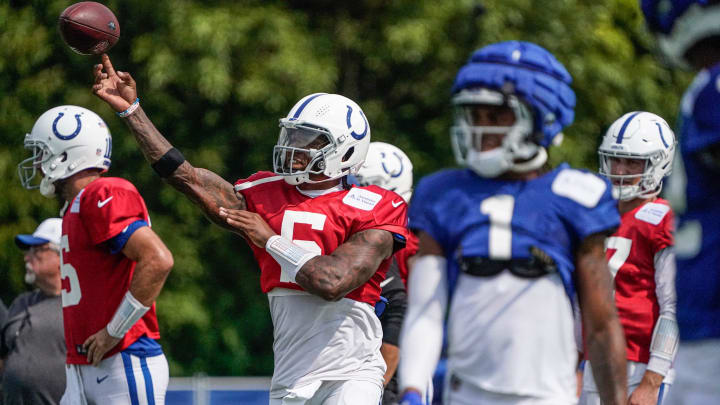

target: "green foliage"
[0,0,690,376]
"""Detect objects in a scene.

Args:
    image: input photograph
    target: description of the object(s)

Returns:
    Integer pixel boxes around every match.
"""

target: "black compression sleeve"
[151,148,185,178]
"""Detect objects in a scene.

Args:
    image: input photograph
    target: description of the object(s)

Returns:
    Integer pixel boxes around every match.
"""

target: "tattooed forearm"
[576,232,627,405]
[123,106,246,229]
[123,107,174,161]
[295,229,394,301]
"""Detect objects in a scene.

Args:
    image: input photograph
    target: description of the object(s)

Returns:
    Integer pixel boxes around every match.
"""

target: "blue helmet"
[641,0,720,67]
[450,41,576,177]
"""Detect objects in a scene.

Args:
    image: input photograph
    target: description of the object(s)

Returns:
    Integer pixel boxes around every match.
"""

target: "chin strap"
[511,147,547,173]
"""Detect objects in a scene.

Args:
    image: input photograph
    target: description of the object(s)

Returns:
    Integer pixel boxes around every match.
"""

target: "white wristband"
[647,314,679,376]
[106,291,151,339]
[265,235,319,283]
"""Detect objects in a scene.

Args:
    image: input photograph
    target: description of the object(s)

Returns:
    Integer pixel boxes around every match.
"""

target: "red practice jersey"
[394,231,418,286]
[61,177,160,364]
[605,198,674,363]
[235,172,409,305]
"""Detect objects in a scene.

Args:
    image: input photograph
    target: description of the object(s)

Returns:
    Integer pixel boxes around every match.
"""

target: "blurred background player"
[353,141,419,404]
[1,218,65,405]
[398,41,628,405]
[641,0,720,403]
[17,106,174,405]
[92,56,409,404]
[580,112,678,405]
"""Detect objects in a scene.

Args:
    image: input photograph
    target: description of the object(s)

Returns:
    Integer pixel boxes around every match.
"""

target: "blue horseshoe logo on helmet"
[381,152,404,178]
[346,106,368,140]
[52,112,82,140]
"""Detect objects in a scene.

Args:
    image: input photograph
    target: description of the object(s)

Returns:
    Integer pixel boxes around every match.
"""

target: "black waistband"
[459,246,558,279]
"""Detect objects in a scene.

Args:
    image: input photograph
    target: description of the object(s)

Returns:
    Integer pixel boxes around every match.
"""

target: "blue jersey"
[409,164,619,300]
[668,63,720,340]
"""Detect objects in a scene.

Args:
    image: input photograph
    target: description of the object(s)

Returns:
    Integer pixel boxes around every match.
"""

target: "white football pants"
[269,379,382,405]
[443,375,575,405]
[60,351,168,405]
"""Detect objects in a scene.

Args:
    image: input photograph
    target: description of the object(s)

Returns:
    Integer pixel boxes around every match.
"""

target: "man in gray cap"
[1,218,66,404]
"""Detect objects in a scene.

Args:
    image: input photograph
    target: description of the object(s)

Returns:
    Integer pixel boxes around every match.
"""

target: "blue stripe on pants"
[657,383,666,405]
[140,356,155,405]
[121,352,140,405]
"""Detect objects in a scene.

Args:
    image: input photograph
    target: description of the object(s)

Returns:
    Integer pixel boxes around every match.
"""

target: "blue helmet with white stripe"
[598,111,676,200]
[274,93,371,185]
[450,41,576,177]
[641,0,720,68]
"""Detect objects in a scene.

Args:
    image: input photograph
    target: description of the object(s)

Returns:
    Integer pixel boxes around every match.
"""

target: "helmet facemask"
[451,89,545,178]
[18,138,53,191]
[599,151,667,201]
[273,121,336,185]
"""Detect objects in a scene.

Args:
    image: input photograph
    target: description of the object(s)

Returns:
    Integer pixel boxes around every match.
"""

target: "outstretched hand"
[219,207,277,248]
[92,53,137,112]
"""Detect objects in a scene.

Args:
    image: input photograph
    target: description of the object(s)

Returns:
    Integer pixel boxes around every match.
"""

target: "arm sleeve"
[380,260,407,346]
[647,247,679,376]
[399,255,447,395]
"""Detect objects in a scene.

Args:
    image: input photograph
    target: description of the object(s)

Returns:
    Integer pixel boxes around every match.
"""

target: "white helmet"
[273,93,371,185]
[598,111,676,201]
[353,142,413,202]
[18,105,112,197]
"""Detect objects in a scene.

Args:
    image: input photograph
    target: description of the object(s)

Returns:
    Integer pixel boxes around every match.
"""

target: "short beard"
[24,263,36,285]
[54,178,70,202]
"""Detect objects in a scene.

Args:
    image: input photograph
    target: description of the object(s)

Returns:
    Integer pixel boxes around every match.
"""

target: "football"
[58,2,120,55]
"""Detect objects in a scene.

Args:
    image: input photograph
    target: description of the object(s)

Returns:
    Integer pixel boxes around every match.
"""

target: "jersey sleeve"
[80,182,148,246]
[651,208,674,254]
[552,169,620,242]
[233,171,283,213]
[408,175,450,251]
[353,188,409,239]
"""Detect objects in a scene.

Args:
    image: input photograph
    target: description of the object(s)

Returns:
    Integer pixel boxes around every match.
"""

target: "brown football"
[58,2,120,55]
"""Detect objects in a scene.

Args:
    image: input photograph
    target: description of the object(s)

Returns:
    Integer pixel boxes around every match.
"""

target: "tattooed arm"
[123,108,246,227]
[91,54,245,231]
[576,232,627,405]
[295,229,395,301]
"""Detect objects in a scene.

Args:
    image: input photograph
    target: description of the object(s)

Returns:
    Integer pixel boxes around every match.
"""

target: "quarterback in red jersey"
[580,112,679,405]
[18,105,174,404]
[92,54,409,404]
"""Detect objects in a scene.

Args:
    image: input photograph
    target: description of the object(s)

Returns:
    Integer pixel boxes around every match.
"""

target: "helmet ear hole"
[342,147,355,162]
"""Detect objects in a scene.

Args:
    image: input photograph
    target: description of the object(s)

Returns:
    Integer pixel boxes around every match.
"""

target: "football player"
[92,55,409,404]
[398,41,628,405]
[579,112,678,405]
[17,105,174,404]
[641,1,720,403]
[353,141,419,404]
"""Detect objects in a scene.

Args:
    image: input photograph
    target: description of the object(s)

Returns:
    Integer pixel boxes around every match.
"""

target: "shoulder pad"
[343,187,382,211]
[551,169,607,208]
[634,202,670,226]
